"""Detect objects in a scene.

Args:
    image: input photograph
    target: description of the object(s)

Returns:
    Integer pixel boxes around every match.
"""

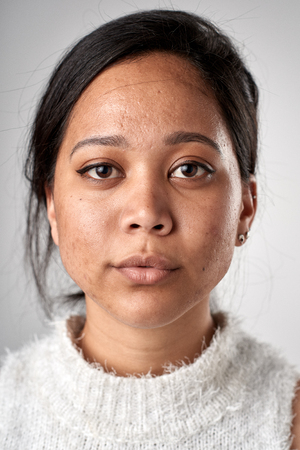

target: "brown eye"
[95,165,112,178]
[171,163,206,179]
[86,164,121,179]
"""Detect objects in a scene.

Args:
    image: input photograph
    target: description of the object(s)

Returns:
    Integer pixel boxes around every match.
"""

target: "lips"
[113,255,178,285]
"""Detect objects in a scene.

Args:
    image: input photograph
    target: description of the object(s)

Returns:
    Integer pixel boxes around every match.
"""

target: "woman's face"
[46,53,255,328]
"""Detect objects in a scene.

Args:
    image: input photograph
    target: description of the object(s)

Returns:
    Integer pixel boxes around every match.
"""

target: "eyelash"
[170,161,214,179]
[77,163,123,180]
[77,161,214,180]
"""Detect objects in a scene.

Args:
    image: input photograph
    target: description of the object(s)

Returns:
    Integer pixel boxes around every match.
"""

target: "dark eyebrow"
[70,135,128,159]
[164,131,222,155]
[70,131,222,159]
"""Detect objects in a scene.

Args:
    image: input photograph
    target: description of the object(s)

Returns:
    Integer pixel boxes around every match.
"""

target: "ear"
[45,185,59,246]
[235,174,257,246]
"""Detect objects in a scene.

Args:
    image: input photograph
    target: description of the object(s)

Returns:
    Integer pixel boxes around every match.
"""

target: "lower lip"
[115,267,174,285]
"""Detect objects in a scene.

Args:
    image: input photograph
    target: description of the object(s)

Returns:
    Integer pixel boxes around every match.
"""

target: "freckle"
[203,267,205,271]
[79,198,82,201]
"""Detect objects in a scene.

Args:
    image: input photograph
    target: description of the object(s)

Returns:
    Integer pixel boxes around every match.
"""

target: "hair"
[25,9,259,316]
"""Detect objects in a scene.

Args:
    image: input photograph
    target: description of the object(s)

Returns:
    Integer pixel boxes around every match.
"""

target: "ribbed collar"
[37,312,245,444]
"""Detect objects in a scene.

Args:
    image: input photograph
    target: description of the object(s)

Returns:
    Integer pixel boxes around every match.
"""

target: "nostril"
[128,223,165,231]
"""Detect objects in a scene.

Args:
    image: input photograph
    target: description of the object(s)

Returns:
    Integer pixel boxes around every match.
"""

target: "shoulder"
[291,380,300,449]
[0,320,75,446]
[0,324,65,418]
[0,338,48,440]
[222,314,297,387]
[0,326,58,372]
[219,315,300,446]
[0,333,54,398]
[232,321,299,402]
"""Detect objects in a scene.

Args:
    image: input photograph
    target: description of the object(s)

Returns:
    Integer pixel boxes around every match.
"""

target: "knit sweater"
[0,312,298,450]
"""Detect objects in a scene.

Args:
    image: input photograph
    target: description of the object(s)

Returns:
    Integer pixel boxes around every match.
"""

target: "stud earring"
[238,234,245,244]
[245,230,250,239]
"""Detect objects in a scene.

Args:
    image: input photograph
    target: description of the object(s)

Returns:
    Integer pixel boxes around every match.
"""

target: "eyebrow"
[164,131,222,155]
[70,135,128,159]
[69,131,222,159]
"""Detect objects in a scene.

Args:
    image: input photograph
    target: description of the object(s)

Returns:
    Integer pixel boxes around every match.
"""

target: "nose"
[119,180,173,236]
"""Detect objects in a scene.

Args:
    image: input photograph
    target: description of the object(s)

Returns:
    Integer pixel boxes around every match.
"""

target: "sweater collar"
[41,312,243,443]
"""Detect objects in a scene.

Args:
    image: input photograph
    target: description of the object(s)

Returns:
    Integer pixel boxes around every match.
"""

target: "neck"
[77,297,215,377]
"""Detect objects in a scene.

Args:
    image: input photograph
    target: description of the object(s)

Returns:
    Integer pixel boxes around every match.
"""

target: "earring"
[245,230,250,239]
[238,234,245,244]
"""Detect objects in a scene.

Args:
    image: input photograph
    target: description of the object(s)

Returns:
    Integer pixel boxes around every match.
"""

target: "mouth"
[113,255,179,285]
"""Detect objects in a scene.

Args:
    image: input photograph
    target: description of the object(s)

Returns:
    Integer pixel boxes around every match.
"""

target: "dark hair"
[25,9,259,316]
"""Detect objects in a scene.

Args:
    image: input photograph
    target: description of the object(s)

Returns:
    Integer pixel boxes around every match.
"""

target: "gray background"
[1,0,299,369]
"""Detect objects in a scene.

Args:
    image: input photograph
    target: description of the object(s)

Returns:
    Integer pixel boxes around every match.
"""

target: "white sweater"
[0,312,298,449]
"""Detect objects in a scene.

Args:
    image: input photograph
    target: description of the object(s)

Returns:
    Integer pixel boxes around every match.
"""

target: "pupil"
[96,165,112,178]
[181,164,196,176]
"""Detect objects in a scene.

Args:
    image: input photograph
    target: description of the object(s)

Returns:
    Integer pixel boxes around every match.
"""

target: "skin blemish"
[52,53,247,337]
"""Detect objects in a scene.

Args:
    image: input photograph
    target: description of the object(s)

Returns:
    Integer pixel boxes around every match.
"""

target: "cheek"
[54,196,114,285]
[178,183,241,275]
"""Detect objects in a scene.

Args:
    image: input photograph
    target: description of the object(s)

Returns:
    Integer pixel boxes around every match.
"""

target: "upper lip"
[114,254,178,270]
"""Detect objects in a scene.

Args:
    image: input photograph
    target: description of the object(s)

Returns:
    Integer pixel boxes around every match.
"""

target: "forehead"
[84,52,210,97]
[67,53,223,134]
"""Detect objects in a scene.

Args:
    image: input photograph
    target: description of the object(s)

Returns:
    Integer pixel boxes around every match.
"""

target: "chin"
[93,288,204,330]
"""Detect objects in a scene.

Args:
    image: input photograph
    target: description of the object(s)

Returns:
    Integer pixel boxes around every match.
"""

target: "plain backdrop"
[1,0,299,369]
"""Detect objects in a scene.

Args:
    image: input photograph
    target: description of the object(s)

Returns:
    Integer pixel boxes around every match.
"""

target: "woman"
[0,9,299,449]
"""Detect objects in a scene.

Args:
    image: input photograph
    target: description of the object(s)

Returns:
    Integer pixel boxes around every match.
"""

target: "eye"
[77,163,122,180]
[170,161,213,179]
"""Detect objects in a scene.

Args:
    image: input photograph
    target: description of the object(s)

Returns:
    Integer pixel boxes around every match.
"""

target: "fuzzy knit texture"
[0,312,299,450]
